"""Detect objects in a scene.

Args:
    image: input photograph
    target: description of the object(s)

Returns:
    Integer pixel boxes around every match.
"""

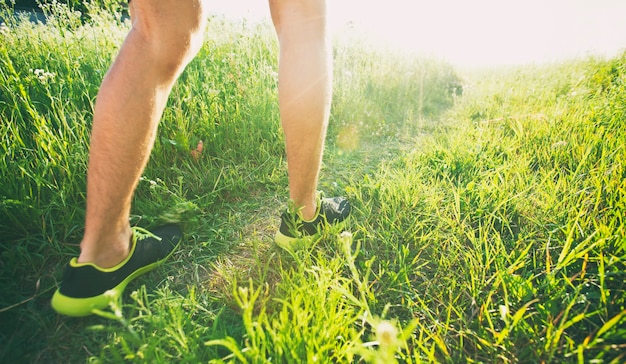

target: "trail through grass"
[1,2,625,363]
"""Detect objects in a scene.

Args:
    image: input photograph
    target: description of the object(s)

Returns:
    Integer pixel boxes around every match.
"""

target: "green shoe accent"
[51,224,182,317]
[274,193,351,250]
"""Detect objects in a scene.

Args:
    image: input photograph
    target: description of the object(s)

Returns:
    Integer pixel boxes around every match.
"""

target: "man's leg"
[269,0,350,248]
[79,0,208,268]
[269,0,332,220]
[52,0,208,316]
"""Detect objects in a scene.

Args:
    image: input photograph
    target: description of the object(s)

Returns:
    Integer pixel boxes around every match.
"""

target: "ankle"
[78,226,132,268]
[299,201,319,221]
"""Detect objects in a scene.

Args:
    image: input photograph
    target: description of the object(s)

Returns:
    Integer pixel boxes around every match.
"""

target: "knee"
[131,1,208,78]
[154,25,205,75]
[269,0,327,42]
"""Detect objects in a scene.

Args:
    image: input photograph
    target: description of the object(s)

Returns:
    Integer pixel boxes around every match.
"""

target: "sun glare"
[211,0,626,66]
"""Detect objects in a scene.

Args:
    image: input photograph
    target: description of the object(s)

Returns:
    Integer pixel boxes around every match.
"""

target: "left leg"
[52,0,209,317]
[78,0,209,269]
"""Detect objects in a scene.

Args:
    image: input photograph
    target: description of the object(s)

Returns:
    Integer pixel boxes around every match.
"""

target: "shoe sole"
[274,218,347,251]
[274,230,309,250]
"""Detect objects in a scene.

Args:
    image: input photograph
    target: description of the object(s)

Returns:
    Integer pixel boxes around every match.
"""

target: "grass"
[1,1,625,362]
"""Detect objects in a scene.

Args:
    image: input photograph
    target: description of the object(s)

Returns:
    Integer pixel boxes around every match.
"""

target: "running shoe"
[51,224,182,317]
[274,193,351,250]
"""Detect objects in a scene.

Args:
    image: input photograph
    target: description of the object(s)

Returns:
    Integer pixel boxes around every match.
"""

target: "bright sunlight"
[212,0,626,66]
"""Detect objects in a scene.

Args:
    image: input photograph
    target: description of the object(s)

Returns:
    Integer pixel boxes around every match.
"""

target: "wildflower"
[339,231,353,248]
[0,22,9,35]
[32,68,56,83]
[376,320,398,348]
[375,320,399,364]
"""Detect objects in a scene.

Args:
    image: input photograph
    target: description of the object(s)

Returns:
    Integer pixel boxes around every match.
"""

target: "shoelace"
[131,226,162,242]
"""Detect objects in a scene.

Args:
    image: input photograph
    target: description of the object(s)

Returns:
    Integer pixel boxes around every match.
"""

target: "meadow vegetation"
[0,2,624,362]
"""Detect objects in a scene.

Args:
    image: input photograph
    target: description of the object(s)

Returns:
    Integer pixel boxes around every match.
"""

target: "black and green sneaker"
[51,224,182,317]
[274,193,351,250]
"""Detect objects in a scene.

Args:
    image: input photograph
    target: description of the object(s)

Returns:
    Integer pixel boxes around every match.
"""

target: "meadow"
[1,2,625,363]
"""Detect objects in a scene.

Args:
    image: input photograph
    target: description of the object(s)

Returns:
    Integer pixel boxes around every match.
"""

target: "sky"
[209,0,626,66]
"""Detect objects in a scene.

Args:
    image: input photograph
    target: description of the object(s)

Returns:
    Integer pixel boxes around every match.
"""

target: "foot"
[51,224,182,317]
[275,193,351,250]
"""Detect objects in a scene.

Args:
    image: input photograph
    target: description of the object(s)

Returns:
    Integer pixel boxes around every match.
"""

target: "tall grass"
[349,57,626,362]
[1,1,624,363]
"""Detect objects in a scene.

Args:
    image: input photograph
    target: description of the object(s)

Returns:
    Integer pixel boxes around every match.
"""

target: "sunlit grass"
[1,2,625,363]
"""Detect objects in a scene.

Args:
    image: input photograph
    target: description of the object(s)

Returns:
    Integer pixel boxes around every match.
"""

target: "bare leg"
[78,0,208,268]
[269,0,332,220]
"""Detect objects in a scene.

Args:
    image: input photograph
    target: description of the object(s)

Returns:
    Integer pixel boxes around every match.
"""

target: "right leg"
[79,0,208,268]
[269,0,332,221]
[269,0,351,248]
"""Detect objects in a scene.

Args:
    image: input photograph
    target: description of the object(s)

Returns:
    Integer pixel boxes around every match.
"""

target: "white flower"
[376,321,398,347]
[339,231,353,246]
[33,68,56,83]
